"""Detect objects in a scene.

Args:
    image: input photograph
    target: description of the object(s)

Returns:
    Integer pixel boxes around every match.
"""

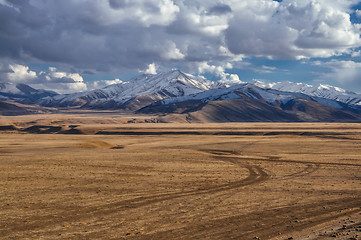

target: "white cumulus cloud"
[7,64,37,83]
[196,61,242,84]
[226,0,361,59]
[142,63,158,74]
[313,60,361,93]
[2,64,124,93]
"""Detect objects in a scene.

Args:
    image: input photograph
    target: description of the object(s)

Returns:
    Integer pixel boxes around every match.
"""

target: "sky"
[2,0,361,93]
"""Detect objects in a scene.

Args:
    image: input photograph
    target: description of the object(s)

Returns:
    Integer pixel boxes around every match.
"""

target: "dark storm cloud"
[108,0,133,9]
[0,0,185,73]
[2,1,360,65]
[207,4,232,15]
[0,4,23,37]
[82,70,96,75]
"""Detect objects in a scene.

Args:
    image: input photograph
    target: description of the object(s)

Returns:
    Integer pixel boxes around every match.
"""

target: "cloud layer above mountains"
[1,0,361,92]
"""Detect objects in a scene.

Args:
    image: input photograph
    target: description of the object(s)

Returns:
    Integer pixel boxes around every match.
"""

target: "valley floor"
[0,114,361,239]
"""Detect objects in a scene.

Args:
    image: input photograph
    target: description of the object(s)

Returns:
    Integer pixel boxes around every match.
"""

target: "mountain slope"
[38,70,228,110]
[139,84,361,122]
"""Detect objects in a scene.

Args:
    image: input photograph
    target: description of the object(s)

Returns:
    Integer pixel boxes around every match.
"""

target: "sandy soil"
[0,114,360,239]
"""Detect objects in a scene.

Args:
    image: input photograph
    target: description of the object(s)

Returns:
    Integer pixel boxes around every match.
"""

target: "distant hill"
[0,83,57,102]
[0,100,31,116]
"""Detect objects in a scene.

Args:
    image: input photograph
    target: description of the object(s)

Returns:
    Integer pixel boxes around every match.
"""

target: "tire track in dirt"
[186,149,360,239]
[1,150,269,237]
[132,197,361,240]
[205,151,361,168]
[201,149,360,184]
[263,156,361,168]
[283,164,320,179]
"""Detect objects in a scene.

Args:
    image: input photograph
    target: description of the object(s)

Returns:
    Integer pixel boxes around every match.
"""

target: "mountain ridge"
[254,80,361,106]
[138,83,361,122]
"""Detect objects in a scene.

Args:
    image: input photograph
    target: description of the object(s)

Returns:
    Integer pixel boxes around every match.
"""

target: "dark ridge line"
[95,131,203,135]
[0,125,18,131]
[1,124,359,137]
[95,130,355,136]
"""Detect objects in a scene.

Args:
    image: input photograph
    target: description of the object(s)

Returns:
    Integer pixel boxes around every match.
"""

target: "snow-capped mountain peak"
[37,69,227,109]
[122,69,215,97]
[254,80,361,106]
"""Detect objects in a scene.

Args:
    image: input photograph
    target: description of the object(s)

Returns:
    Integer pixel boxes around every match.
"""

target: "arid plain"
[1,113,361,240]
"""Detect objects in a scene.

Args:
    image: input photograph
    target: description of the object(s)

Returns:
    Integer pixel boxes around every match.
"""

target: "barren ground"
[0,113,361,239]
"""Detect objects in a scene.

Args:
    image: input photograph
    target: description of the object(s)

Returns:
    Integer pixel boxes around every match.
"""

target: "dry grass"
[0,115,360,239]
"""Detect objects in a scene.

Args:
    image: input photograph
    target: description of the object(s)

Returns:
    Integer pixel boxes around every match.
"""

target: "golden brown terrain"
[0,113,361,239]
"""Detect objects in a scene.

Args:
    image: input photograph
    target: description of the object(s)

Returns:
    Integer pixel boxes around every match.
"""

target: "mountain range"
[1,69,361,122]
[37,70,228,110]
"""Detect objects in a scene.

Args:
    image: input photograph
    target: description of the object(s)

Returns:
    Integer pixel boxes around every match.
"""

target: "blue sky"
[1,0,361,93]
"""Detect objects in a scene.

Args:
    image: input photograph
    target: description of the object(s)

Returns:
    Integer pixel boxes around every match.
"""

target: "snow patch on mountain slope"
[160,83,346,110]
[162,84,288,104]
